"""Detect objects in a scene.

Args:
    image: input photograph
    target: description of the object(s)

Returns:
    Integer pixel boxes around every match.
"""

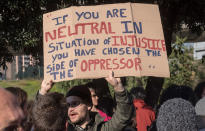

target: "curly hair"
[157,98,198,131]
[33,92,67,131]
[159,84,197,106]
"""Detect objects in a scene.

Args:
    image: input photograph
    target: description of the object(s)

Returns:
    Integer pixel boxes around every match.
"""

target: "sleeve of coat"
[99,90,134,131]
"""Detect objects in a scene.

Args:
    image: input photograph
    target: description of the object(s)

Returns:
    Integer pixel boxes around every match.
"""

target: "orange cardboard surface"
[43,3,170,82]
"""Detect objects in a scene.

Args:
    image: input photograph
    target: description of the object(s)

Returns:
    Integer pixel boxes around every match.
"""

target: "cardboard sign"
[43,3,170,82]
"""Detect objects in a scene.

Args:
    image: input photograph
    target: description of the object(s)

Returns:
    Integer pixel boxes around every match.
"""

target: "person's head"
[195,97,205,116]
[159,84,197,106]
[86,82,99,107]
[195,97,205,129]
[66,85,92,126]
[0,88,24,130]
[6,87,28,114]
[195,82,205,101]
[130,87,146,100]
[32,92,67,131]
[156,98,198,131]
[92,78,115,116]
[92,78,110,98]
[24,100,34,131]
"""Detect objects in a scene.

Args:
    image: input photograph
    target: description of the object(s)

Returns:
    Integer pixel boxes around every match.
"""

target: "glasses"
[67,101,81,108]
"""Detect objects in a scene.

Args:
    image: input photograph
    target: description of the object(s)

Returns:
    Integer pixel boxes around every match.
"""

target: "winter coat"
[133,99,155,131]
[67,90,133,131]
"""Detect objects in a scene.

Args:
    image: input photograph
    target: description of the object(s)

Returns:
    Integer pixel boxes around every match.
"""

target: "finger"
[105,77,109,81]
[41,80,46,87]
[49,80,53,85]
[116,78,121,83]
[106,71,112,80]
[50,80,55,86]
[49,79,53,83]
[105,77,111,83]
[46,80,52,85]
[42,79,46,84]
[108,71,114,78]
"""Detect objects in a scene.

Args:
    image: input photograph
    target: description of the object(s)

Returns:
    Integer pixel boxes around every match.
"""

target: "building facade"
[184,42,205,60]
[0,55,34,80]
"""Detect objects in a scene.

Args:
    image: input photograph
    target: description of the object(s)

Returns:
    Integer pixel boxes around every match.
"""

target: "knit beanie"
[195,97,205,116]
[157,98,198,131]
[66,85,92,105]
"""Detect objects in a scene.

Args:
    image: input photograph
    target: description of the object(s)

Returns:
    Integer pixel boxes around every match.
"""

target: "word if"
[51,8,127,25]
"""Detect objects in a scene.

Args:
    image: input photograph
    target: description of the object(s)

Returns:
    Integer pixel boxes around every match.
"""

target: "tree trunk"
[145,77,164,109]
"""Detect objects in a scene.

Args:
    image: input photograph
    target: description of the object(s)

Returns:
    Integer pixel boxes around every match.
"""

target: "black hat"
[66,85,92,105]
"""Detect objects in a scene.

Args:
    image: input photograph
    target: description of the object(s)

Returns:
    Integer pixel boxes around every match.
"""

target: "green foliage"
[0,79,69,100]
[58,79,92,93]
[0,80,41,100]
[55,76,148,97]
[164,36,197,87]
[126,76,148,90]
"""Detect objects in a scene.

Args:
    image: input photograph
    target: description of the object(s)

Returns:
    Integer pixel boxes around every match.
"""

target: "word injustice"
[111,35,166,52]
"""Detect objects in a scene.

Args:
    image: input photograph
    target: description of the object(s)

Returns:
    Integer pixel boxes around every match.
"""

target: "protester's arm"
[99,72,133,131]
[36,79,53,101]
[39,79,53,95]
[105,71,124,93]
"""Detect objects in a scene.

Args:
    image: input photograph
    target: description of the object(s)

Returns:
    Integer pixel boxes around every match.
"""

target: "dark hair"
[194,81,205,101]
[130,87,146,100]
[92,79,115,116]
[24,100,34,131]
[159,85,197,106]
[6,87,27,109]
[92,78,111,98]
[86,82,96,90]
[33,92,67,131]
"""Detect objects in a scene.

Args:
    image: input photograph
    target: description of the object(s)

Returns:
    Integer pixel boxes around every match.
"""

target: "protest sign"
[43,3,170,82]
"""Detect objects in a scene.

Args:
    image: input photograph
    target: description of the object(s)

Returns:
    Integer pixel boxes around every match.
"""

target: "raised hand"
[39,79,54,95]
[105,71,124,92]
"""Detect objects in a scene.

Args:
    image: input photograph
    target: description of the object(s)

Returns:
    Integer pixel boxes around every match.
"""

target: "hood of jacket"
[133,99,145,109]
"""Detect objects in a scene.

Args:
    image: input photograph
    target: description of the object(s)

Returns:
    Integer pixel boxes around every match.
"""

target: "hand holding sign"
[39,79,54,95]
[105,71,124,92]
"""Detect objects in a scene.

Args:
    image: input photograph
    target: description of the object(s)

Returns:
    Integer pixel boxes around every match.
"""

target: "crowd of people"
[0,72,205,131]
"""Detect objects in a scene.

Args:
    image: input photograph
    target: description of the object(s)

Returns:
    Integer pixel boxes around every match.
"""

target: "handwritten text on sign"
[43,3,170,82]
